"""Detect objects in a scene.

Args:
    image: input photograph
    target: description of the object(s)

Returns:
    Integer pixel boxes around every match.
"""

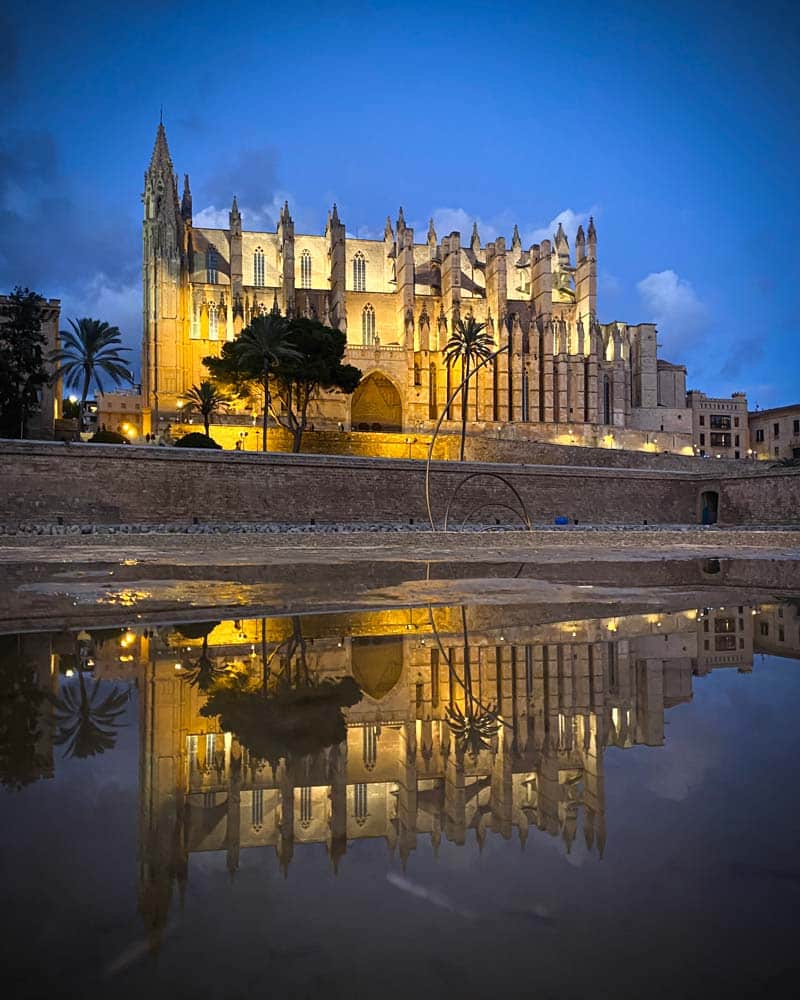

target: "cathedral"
[142,123,692,451]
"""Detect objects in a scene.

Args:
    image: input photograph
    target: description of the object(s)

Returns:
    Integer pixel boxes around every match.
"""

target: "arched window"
[353,251,366,291]
[253,247,265,287]
[362,303,376,345]
[300,249,312,289]
[206,245,218,284]
[208,302,218,341]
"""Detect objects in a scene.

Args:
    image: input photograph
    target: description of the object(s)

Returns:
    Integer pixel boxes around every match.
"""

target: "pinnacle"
[148,120,173,175]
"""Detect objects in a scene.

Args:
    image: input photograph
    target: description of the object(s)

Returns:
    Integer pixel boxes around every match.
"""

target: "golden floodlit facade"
[141,123,695,452]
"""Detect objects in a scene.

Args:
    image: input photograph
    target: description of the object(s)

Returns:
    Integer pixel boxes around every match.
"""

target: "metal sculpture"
[424,343,534,532]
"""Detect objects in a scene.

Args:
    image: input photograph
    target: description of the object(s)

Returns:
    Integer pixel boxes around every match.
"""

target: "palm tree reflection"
[51,670,129,759]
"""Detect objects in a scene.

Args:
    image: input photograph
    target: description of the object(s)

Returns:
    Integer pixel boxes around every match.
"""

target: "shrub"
[174,432,221,449]
[88,429,128,444]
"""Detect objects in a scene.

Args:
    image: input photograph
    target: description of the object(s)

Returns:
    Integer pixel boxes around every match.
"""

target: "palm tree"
[444,606,499,758]
[443,316,495,460]
[51,671,129,759]
[51,318,133,423]
[235,313,302,451]
[180,380,232,438]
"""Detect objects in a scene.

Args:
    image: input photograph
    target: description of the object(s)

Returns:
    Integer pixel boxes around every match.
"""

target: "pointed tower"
[326,202,347,332]
[470,221,481,253]
[277,201,295,316]
[511,224,522,255]
[229,196,243,335]
[142,121,185,424]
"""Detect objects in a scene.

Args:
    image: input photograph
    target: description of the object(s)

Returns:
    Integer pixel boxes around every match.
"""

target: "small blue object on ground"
[554,516,569,525]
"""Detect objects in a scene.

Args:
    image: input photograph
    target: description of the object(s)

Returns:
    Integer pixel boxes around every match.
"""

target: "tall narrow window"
[251,788,264,830]
[354,783,368,825]
[299,786,312,827]
[353,251,366,291]
[362,303,376,345]
[362,724,378,770]
[300,249,312,289]
[253,247,265,287]
[208,302,218,341]
[428,363,438,420]
[603,374,611,425]
[430,648,440,707]
[521,369,530,421]
[206,245,218,284]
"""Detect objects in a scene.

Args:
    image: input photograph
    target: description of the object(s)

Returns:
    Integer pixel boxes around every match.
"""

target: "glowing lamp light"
[68,395,77,404]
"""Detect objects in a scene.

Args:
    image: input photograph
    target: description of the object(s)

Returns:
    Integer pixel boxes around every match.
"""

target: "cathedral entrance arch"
[351,372,402,432]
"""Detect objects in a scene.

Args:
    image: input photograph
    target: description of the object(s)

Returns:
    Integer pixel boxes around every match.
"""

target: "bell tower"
[142,122,184,424]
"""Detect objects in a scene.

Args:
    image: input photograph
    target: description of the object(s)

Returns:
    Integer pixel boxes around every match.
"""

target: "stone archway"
[351,372,402,432]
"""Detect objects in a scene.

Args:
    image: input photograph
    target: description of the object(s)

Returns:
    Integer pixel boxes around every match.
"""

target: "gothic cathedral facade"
[142,124,691,449]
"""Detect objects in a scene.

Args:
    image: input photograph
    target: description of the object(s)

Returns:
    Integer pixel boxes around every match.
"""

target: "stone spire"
[180,174,192,223]
[427,217,437,246]
[587,216,597,255]
[229,194,241,236]
[555,221,568,249]
[396,206,406,232]
[384,215,394,240]
[331,202,340,225]
[470,221,480,252]
[511,224,521,253]
[575,224,585,263]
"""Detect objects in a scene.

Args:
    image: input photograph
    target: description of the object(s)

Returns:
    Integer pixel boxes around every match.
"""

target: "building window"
[521,369,530,421]
[413,356,421,386]
[208,302,218,341]
[756,429,764,442]
[428,363,438,420]
[699,414,705,426]
[710,414,731,430]
[251,788,264,830]
[794,419,799,434]
[759,622,769,636]
[710,432,730,448]
[779,626,785,642]
[699,433,705,446]
[734,416,739,427]
[362,303,376,345]
[354,782,368,825]
[363,724,378,770]
[299,786,312,827]
[253,247,265,287]
[774,422,780,438]
[734,435,740,446]
[300,249,312,289]
[353,252,366,292]
[715,635,737,651]
[206,246,218,284]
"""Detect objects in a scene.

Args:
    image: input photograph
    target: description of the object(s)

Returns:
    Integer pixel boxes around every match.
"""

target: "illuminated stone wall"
[2,439,798,525]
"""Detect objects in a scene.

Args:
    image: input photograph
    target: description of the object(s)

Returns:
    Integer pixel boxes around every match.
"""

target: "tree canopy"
[51,317,133,407]
[204,315,361,452]
[0,287,49,439]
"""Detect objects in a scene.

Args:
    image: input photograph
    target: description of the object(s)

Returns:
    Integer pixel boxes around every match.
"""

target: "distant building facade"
[686,390,749,459]
[0,293,61,440]
[140,124,698,453]
[748,404,800,462]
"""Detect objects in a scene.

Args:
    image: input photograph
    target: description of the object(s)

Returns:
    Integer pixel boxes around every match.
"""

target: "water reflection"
[2,598,800,959]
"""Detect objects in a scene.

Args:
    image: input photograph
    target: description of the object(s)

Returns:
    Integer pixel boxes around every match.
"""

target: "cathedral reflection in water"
[4,598,799,949]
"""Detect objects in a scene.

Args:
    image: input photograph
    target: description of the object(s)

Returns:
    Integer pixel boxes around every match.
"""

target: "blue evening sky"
[1,0,798,406]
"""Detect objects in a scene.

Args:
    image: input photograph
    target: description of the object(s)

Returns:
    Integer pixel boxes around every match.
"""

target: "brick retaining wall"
[0,440,797,527]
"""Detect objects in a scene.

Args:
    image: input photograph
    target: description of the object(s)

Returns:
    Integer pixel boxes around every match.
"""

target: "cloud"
[526,208,593,246]
[637,269,709,352]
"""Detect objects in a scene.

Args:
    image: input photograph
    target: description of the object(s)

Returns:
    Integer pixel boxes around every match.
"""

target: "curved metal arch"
[458,502,530,531]
[442,471,533,532]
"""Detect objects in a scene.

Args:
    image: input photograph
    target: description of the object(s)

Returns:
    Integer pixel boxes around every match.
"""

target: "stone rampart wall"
[0,441,796,527]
